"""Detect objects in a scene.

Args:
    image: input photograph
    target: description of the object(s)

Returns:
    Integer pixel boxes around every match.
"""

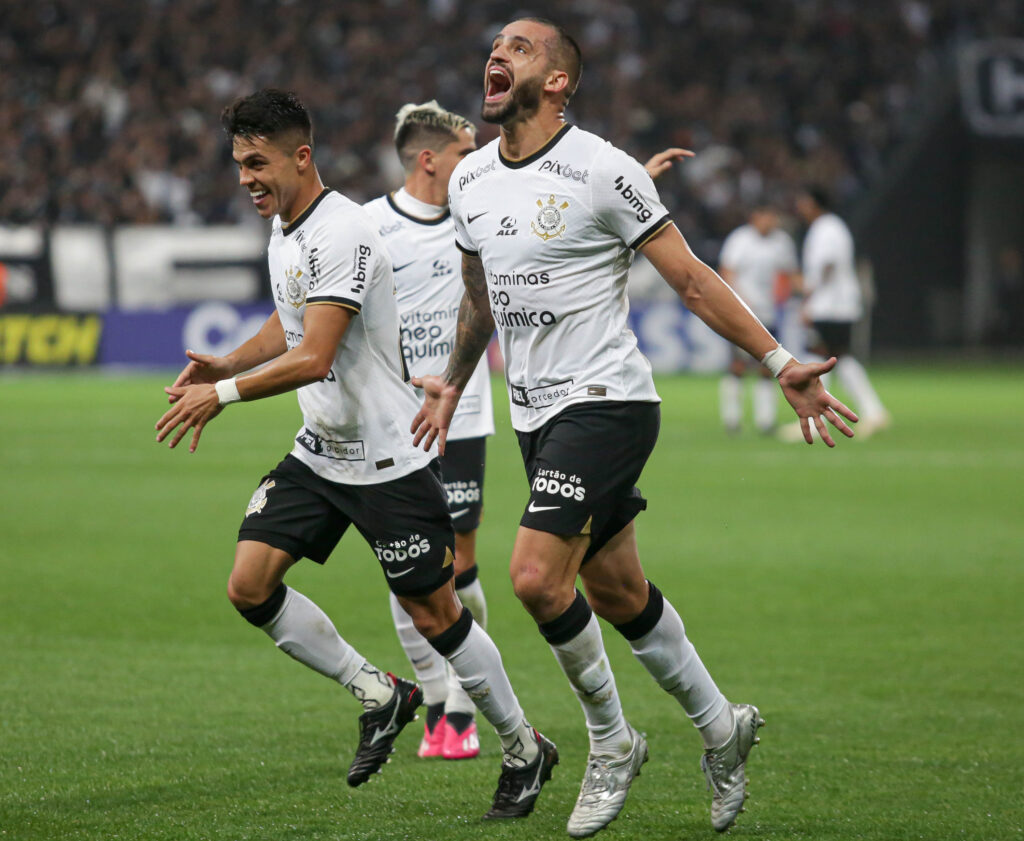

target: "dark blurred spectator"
[1,0,1020,261]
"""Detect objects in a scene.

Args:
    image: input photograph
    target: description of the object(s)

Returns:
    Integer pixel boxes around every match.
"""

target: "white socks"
[456,577,488,629]
[389,591,448,706]
[259,586,393,710]
[719,375,742,430]
[444,620,538,764]
[836,356,886,419]
[627,597,732,748]
[550,613,631,757]
[754,377,778,432]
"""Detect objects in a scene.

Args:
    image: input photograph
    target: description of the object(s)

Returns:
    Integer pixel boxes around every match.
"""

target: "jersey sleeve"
[591,144,672,250]
[448,174,478,256]
[304,210,383,313]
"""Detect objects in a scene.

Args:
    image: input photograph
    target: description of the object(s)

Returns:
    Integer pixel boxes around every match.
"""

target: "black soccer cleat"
[483,729,559,819]
[346,673,423,787]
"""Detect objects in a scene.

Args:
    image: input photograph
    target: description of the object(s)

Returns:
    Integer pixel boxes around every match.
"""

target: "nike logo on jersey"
[392,260,416,273]
[527,501,561,513]
[450,508,471,519]
[467,211,489,224]
[385,567,415,579]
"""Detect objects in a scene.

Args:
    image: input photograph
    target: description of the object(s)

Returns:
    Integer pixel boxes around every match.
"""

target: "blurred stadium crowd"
[2,0,1018,259]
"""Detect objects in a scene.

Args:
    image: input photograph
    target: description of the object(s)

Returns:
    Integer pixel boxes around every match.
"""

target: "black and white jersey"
[363,189,494,441]
[719,224,798,323]
[267,189,433,484]
[449,124,666,432]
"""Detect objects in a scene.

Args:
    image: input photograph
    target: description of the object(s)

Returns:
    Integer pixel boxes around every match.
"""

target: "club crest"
[531,195,569,242]
[246,479,276,516]
[284,266,306,308]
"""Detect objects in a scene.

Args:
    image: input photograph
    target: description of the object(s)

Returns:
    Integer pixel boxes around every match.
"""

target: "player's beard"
[481,73,544,125]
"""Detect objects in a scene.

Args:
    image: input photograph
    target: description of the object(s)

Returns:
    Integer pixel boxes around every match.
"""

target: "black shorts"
[438,436,486,533]
[515,401,660,562]
[237,455,455,597]
[810,320,854,356]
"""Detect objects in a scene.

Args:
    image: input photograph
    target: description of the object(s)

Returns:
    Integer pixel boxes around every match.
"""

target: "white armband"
[761,346,795,378]
[214,378,242,405]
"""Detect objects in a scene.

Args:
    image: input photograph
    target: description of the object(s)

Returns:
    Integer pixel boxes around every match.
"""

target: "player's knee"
[226,573,273,611]
[512,567,571,619]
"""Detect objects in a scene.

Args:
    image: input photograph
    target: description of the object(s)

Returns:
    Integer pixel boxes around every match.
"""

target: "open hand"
[410,375,461,455]
[778,357,858,446]
[156,383,222,452]
[168,350,233,403]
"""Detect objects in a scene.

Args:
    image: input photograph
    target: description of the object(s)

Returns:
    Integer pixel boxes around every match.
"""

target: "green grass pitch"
[1,364,1022,840]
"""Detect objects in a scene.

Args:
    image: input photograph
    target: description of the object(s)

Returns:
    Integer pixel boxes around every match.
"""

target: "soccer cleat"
[483,729,559,819]
[701,703,765,832]
[442,716,480,760]
[346,673,423,787]
[567,724,648,838]
[417,713,446,758]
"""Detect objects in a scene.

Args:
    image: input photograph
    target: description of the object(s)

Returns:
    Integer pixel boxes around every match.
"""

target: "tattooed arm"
[411,253,494,454]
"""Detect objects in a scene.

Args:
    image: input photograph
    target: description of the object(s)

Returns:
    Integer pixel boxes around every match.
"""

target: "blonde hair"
[394,100,475,171]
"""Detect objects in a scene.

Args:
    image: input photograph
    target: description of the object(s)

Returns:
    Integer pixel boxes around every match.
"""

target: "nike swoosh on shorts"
[527,501,561,513]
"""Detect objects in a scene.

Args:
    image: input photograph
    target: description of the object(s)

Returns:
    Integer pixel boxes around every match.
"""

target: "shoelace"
[578,758,614,802]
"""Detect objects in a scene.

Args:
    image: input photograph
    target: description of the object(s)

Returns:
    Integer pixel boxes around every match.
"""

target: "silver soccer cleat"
[567,723,649,838]
[701,703,765,832]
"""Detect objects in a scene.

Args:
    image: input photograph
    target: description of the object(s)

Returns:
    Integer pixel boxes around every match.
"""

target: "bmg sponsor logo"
[613,175,653,223]
[351,243,371,294]
[531,468,586,501]
[539,159,589,184]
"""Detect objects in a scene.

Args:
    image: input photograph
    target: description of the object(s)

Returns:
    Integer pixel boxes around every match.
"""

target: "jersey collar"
[281,188,333,236]
[386,191,450,225]
[498,124,573,170]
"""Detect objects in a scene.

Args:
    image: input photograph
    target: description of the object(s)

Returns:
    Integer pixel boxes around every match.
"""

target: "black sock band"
[453,565,479,590]
[614,581,665,641]
[538,589,593,645]
[428,606,474,657]
[238,583,288,627]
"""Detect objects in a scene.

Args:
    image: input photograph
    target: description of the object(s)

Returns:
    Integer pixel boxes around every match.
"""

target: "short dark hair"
[520,17,583,105]
[221,89,313,151]
[802,184,832,211]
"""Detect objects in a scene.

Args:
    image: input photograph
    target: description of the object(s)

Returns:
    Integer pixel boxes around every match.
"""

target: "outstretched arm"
[167,311,288,402]
[640,224,857,446]
[644,148,693,180]
[411,252,494,454]
[156,305,353,452]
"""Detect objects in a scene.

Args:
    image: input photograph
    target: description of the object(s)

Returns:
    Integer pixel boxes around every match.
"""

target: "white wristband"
[761,345,795,378]
[214,378,242,405]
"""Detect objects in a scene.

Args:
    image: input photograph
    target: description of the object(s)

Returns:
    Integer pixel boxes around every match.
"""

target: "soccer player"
[717,205,799,435]
[410,19,857,837]
[364,101,494,761]
[794,186,890,437]
[155,89,558,818]
[364,101,692,762]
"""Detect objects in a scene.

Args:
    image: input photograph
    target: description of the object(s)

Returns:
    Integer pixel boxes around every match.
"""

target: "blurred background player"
[717,205,799,435]
[364,101,494,761]
[365,101,692,761]
[794,186,891,438]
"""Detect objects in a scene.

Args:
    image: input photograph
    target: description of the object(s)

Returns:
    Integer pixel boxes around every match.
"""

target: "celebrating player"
[364,101,692,762]
[155,89,558,818]
[364,101,494,761]
[411,19,857,837]
[717,205,800,434]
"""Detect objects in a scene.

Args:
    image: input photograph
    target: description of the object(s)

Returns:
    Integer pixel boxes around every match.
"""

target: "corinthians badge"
[284,266,307,308]
[531,195,569,242]
[245,479,275,517]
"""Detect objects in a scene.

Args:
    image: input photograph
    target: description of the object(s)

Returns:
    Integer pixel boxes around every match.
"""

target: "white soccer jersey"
[363,190,494,441]
[449,124,665,432]
[267,189,434,484]
[802,213,863,322]
[719,224,798,324]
